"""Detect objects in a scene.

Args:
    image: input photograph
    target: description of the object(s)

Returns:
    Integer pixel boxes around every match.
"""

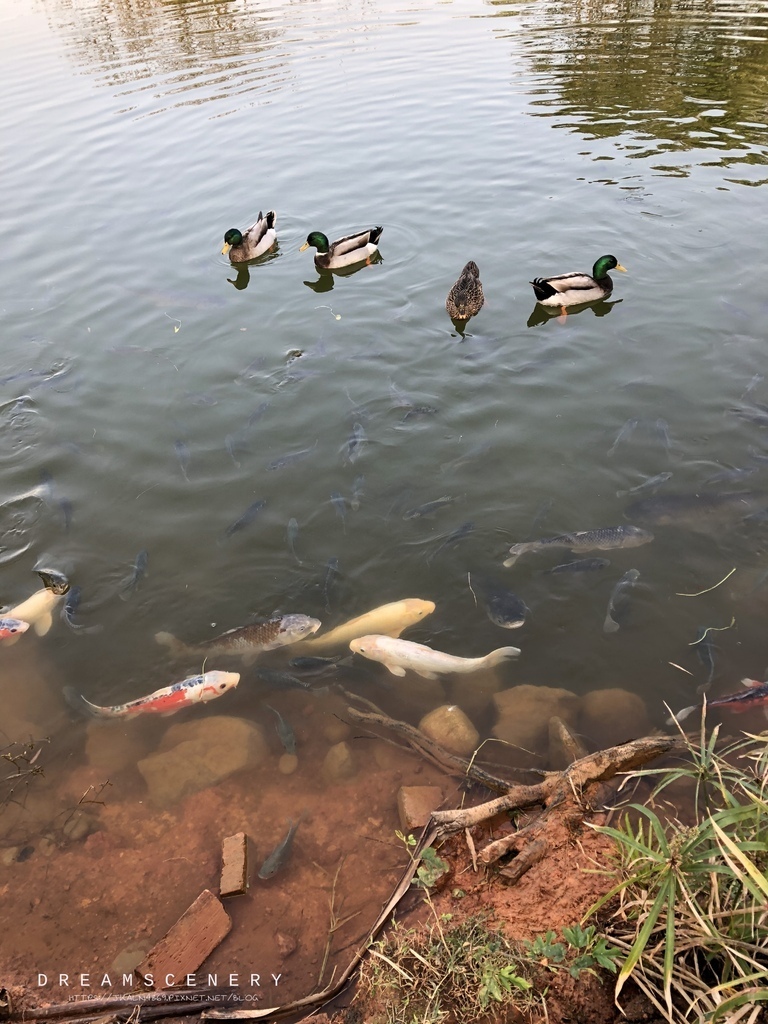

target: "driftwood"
[430,734,684,836]
[434,734,686,877]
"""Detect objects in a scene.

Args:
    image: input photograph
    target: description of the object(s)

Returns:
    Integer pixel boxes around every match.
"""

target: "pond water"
[2,0,768,1004]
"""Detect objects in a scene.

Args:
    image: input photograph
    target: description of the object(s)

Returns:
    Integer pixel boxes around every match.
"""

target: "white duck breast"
[349,634,521,679]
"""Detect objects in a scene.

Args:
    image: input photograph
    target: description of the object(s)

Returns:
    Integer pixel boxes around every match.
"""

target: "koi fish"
[301,598,435,652]
[6,569,70,636]
[63,670,240,720]
[0,617,30,643]
[155,613,321,665]
[349,634,520,680]
[670,678,768,723]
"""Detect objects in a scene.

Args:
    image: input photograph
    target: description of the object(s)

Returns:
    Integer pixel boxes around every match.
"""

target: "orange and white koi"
[0,617,30,643]
[63,670,240,720]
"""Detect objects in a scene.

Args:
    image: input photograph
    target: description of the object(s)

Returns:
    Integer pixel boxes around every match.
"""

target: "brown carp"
[155,614,321,665]
[503,525,653,568]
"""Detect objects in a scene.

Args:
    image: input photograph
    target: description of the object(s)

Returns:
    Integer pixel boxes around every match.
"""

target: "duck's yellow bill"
[616,263,628,272]
[221,243,231,255]
[299,242,309,252]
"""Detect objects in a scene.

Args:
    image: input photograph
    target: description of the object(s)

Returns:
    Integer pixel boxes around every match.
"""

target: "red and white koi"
[0,617,30,643]
[63,670,240,720]
[670,677,768,723]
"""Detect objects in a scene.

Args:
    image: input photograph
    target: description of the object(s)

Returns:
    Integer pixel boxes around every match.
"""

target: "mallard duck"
[446,261,484,320]
[530,255,627,314]
[300,227,383,270]
[221,210,276,262]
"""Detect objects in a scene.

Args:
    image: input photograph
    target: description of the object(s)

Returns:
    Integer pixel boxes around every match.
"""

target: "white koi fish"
[63,670,240,720]
[6,570,70,638]
[301,598,435,652]
[349,634,520,679]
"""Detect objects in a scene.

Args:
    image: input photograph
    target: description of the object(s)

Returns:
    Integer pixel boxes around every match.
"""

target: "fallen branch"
[53,1001,219,1024]
[431,734,686,882]
[342,698,519,794]
[430,734,683,838]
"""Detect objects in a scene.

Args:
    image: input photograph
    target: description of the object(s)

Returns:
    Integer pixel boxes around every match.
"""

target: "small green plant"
[561,924,621,977]
[414,846,449,889]
[524,929,567,967]
[394,831,449,890]
[478,962,532,1008]
[395,829,417,849]
[523,926,621,979]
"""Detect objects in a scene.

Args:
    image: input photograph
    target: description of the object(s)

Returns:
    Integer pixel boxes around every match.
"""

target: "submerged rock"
[322,718,351,744]
[274,930,298,959]
[579,688,650,748]
[138,716,268,807]
[278,753,299,775]
[322,741,357,783]
[418,705,479,757]
[449,666,505,719]
[61,810,99,843]
[492,684,581,769]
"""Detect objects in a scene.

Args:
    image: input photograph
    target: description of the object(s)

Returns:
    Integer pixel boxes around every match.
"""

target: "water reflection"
[526,296,622,326]
[42,0,292,114]
[228,265,251,290]
[486,0,768,178]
